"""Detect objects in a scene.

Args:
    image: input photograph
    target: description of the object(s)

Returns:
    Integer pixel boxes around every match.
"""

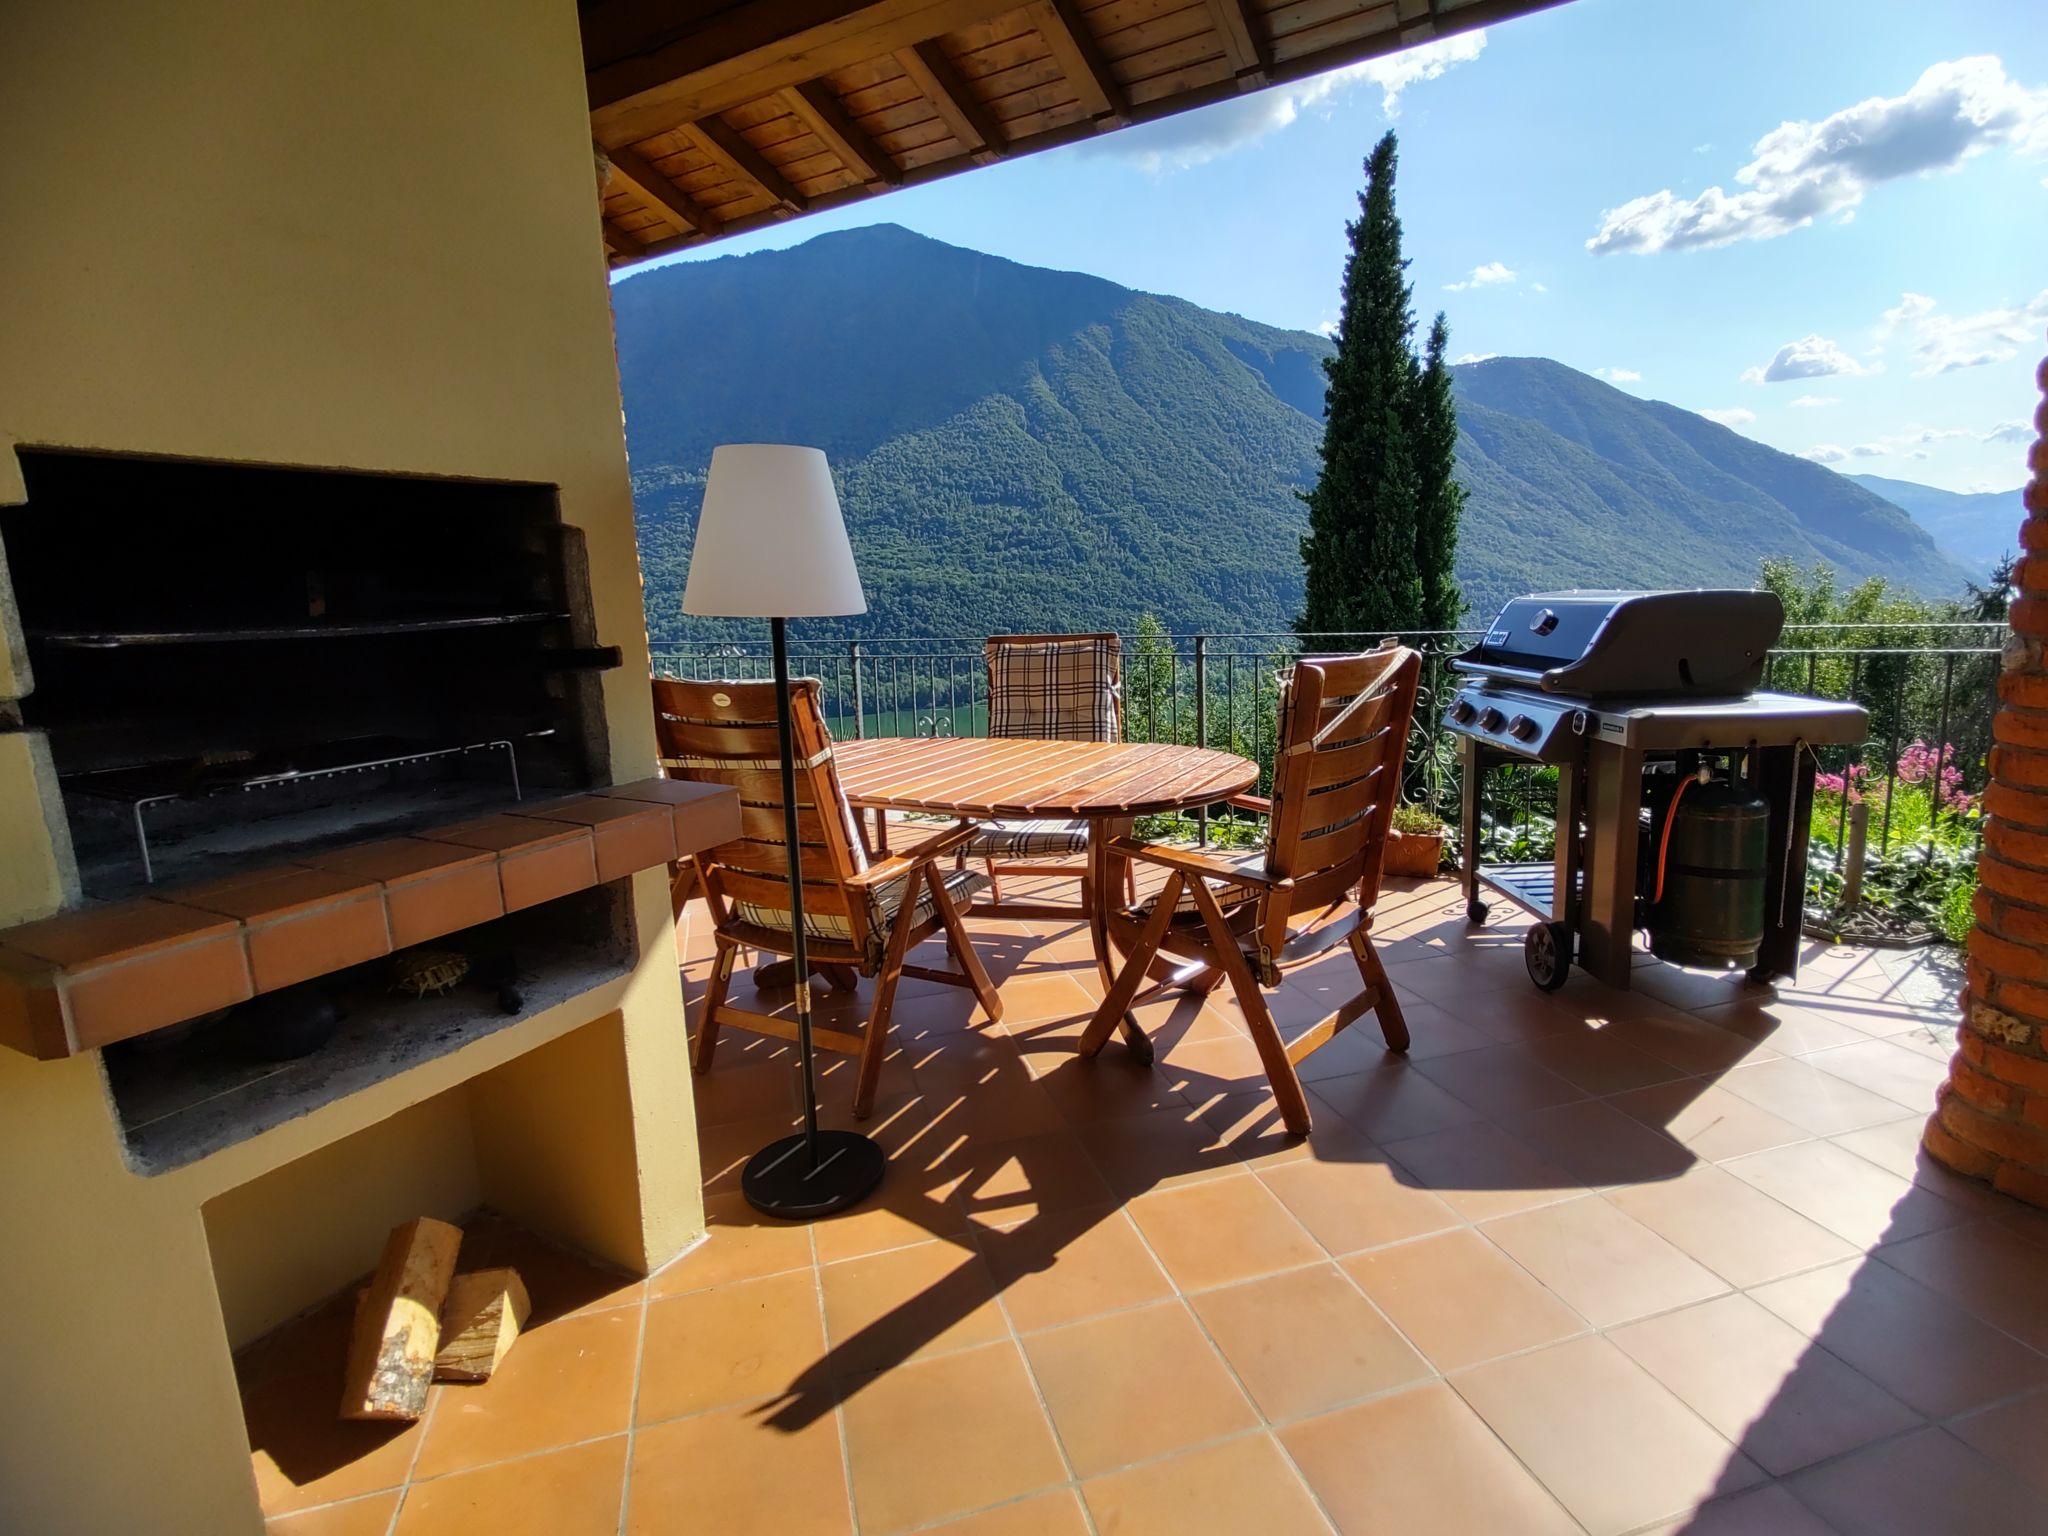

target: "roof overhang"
[584,0,1573,267]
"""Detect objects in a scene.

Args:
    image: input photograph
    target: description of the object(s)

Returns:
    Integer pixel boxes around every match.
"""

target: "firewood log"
[434,1268,531,1383]
[339,1217,461,1420]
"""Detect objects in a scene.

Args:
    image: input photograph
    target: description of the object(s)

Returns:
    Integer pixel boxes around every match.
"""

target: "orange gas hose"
[1653,773,1695,906]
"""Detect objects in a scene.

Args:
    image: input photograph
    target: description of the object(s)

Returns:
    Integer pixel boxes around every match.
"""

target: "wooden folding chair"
[1077,644,1422,1136]
[653,677,1003,1119]
[962,632,1134,914]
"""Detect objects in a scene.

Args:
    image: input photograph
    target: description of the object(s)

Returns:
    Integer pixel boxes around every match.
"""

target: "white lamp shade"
[682,444,867,618]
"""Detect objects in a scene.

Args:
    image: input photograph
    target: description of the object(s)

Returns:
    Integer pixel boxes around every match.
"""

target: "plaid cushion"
[962,817,1091,858]
[1126,846,1266,919]
[731,867,989,967]
[988,638,1120,741]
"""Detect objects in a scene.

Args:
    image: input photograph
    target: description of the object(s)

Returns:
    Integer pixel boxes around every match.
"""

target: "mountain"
[1449,359,1976,604]
[1845,473,2024,577]
[616,225,1327,641]
[614,224,1974,641]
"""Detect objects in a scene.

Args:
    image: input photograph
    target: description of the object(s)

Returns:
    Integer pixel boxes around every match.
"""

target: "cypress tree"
[1413,311,1465,634]
[1299,132,1421,638]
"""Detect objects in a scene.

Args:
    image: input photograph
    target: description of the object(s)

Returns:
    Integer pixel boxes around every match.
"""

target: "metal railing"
[651,622,2004,893]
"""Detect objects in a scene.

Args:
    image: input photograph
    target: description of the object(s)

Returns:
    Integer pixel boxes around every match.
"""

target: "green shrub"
[1938,874,1977,946]
[1392,802,1445,836]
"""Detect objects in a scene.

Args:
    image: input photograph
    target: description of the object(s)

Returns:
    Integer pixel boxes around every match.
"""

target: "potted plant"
[1384,801,1448,877]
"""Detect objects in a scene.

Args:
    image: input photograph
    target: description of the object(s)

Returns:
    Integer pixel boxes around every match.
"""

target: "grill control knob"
[1509,714,1539,742]
[1479,707,1506,732]
[1448,698,1477,724]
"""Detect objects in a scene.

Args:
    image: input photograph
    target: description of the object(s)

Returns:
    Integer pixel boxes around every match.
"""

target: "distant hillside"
[1450,359,1977,605]
[614,225,1975,641]
[616,225,1327,641]
[1846,473,2024,577]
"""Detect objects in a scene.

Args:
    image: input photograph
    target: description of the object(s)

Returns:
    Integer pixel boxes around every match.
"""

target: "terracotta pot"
[1383,828,1446,878]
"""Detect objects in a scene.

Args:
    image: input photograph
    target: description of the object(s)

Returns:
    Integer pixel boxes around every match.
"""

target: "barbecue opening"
[1,449,619,898]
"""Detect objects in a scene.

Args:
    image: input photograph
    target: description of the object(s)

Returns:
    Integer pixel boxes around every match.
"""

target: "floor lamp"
[682,444,885,1218]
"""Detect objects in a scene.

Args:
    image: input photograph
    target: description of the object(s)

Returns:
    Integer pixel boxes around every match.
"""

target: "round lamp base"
[741,1129,886,1219]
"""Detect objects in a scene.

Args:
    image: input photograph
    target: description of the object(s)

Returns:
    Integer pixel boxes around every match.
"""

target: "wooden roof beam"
[604,143,723,239]
[602,217,648,258]
[589,0,1021,147]
[688,117,809,213]
[894,40,1006,165]
[1029,0,1127,127]
[1205,0,1270,89]
[783,81,902,187]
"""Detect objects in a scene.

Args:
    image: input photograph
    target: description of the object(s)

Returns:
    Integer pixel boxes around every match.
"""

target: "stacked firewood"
[339,1217,531,1421]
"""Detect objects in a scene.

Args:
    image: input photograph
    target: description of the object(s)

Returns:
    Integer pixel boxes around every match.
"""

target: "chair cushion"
[730,866,989,967]
[962,817,1091,858]
[871,864,990,937]
[988,639,1119,740]
[1125,845,1267,919]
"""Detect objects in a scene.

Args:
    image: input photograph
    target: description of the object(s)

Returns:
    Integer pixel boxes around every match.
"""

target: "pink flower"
[1816,766,1866,804]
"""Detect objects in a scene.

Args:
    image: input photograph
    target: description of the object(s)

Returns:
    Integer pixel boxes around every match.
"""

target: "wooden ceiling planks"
[1031,0,1130,123]
[785,80,904,185]
[585,0,1574,267]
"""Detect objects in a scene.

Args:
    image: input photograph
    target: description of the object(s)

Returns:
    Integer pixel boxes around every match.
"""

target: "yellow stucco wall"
[204,1093,484,1348]
[0,5,702,1532]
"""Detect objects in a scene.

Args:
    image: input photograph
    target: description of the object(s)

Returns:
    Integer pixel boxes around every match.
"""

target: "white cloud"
[1741,334,1869,385]
[1879,292,1937,333]
[1100,32,1486,172]
[1699,407,1757,428]
[1826,420,2030,459]
[1800,444,1850,463]
[1791,394,1840,408]
[1588,56,2048,254]
[1595,366,1643,383]
[1446,261,1515,291]
[1314,318,1340,338]
[1881,288,2048,374]
[1351,31,1491,115]
[1453,352,1498,365]
[1530,282,1548,294]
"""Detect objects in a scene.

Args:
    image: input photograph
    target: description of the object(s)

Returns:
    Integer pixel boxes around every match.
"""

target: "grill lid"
[1453,589,1785,698]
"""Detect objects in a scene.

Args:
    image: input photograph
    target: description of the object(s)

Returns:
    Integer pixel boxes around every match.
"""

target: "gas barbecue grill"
[1445,590,1867,992]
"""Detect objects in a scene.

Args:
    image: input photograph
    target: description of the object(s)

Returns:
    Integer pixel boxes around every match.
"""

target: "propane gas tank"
[1649,780,1771,970]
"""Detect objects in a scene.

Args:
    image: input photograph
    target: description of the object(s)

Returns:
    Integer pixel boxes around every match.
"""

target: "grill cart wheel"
[1466,898,1490,925]
[1525,921,1570,991]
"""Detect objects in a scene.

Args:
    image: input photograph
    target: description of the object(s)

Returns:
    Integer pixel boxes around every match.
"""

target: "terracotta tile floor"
[249,875,2048,1536]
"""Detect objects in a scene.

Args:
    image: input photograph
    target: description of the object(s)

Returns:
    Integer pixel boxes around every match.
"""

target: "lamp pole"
[769,616,822,1160]
[738,614,884,1218]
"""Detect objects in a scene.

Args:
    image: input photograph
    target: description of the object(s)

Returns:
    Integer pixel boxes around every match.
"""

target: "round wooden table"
[835,737,1261,1060]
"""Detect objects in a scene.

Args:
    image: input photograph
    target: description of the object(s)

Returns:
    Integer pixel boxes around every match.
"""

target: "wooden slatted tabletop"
[834,737,1259,821]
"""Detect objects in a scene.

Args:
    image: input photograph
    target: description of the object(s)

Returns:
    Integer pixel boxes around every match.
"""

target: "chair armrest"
[844,820,978,888]
[1108,837,1282,889]
[1225,793,1272,816]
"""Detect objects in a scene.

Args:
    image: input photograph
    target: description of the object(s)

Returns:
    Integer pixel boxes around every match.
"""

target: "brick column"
[1926,349,2048,1208]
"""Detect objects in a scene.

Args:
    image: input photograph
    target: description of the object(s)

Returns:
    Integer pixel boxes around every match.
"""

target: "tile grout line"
[381,1360,445,1535]
[808,1217,865,1536]
[614,1266,656,1536]
[1134,1214,1350,1536]
[975,1214,1105,1536]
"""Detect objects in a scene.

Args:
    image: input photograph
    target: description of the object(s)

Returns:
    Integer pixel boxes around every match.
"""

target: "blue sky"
[624,0,2048,493]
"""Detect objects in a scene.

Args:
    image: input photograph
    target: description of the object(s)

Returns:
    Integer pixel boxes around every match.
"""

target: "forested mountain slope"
[615,225,1973,641]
